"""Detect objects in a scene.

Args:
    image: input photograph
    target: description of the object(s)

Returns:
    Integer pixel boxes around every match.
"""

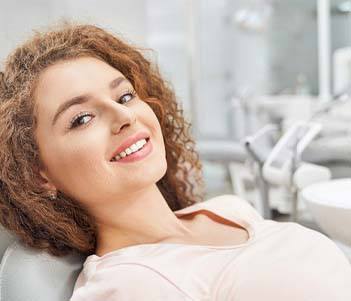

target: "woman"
[0,23,350,301]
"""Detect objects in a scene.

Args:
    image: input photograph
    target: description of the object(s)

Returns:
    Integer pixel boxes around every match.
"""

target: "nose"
[109,102,137,134]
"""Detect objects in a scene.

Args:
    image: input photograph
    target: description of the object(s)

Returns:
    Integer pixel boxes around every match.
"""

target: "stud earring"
[49,192,57,200]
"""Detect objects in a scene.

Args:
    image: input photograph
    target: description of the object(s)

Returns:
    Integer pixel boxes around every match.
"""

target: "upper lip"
[110,131,150,161]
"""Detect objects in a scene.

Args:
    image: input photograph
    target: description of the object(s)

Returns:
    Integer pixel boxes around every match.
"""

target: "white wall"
[0,0,195,133]
[144,0,193,123]
[0,0,147,64]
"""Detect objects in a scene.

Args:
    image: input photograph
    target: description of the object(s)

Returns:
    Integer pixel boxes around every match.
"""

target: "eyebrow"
[51,76,127,126]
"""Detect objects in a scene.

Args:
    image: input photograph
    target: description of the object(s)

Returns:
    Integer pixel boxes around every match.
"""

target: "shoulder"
[272,221,351,276]
[202,194,264,222]
[70,263,193,301]
[178,194,262,217]
[290,222,350,259]
[204,194,255,207]
[174,194,264,231]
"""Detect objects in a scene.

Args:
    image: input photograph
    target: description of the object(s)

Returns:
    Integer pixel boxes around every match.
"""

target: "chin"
[151,159,167,182]
[130,159,167,188]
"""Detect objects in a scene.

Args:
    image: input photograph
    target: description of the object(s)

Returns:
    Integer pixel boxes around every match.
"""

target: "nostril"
[120,124,129,131]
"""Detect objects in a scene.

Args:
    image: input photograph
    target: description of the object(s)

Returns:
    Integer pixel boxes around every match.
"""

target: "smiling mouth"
[110,137,151,162]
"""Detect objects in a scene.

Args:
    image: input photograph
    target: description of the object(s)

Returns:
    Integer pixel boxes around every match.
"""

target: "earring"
[49,192,57,200]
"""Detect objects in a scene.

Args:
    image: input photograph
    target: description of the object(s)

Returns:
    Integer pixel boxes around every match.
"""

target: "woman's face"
[34,56,167,208]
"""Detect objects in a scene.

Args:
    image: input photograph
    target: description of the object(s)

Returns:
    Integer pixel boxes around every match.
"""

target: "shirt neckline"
[86,198,257,262]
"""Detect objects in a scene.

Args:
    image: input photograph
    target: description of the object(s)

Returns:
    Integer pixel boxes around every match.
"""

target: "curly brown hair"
[0,22,205,257]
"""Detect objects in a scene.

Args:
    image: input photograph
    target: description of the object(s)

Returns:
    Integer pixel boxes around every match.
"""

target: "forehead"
[34,57,125,115]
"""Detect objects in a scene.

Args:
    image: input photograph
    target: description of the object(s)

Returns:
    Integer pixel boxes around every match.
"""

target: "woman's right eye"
[69,112,93,129]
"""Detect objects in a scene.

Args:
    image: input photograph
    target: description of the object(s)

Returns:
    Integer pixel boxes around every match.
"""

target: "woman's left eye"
[118,89,137,104]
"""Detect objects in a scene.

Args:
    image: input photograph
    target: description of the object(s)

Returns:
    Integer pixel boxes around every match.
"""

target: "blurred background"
[1,0,351,259]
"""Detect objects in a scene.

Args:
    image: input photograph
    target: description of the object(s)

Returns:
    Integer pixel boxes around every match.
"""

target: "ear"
[39,169,57,192]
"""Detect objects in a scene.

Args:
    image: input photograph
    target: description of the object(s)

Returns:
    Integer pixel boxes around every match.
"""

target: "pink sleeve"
[70,263,195,301]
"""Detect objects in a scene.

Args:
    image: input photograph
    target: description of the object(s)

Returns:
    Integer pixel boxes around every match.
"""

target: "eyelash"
[68,89,137,130]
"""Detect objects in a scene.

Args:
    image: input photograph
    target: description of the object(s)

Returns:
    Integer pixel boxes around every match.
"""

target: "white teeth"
[125,148,132,155]
[130,144,138,152]
[112,138,148,161]
[136,140,144,148]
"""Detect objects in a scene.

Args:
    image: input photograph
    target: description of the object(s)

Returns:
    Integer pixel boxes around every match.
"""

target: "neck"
[90,184,194,256]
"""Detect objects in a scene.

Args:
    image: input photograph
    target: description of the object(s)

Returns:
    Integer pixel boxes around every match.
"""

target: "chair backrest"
[0,229,15,261]
[0,239,85,301]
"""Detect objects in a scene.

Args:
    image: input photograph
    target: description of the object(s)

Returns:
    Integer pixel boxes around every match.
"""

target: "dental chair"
[0,228,84,301]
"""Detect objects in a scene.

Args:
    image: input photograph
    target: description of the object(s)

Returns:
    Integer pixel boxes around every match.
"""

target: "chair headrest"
[0,241,85,301]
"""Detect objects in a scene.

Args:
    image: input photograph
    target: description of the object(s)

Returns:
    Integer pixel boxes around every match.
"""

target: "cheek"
[153,116,166,157]
[45,138,104,188]
[143,104,165,145]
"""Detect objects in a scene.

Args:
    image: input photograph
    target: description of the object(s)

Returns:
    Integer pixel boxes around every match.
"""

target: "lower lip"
[112,139,153,163]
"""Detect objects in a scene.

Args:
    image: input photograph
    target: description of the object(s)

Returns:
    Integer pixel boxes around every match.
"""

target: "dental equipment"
[244,124,278,219]
[301,178,351,260]
[263,122,322,187]
[262,121,325,221]
[317,0,332,102]
[311,83,351,120]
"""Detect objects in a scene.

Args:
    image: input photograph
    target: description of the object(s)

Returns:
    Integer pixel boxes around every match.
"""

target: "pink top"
[70,194,351,300]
